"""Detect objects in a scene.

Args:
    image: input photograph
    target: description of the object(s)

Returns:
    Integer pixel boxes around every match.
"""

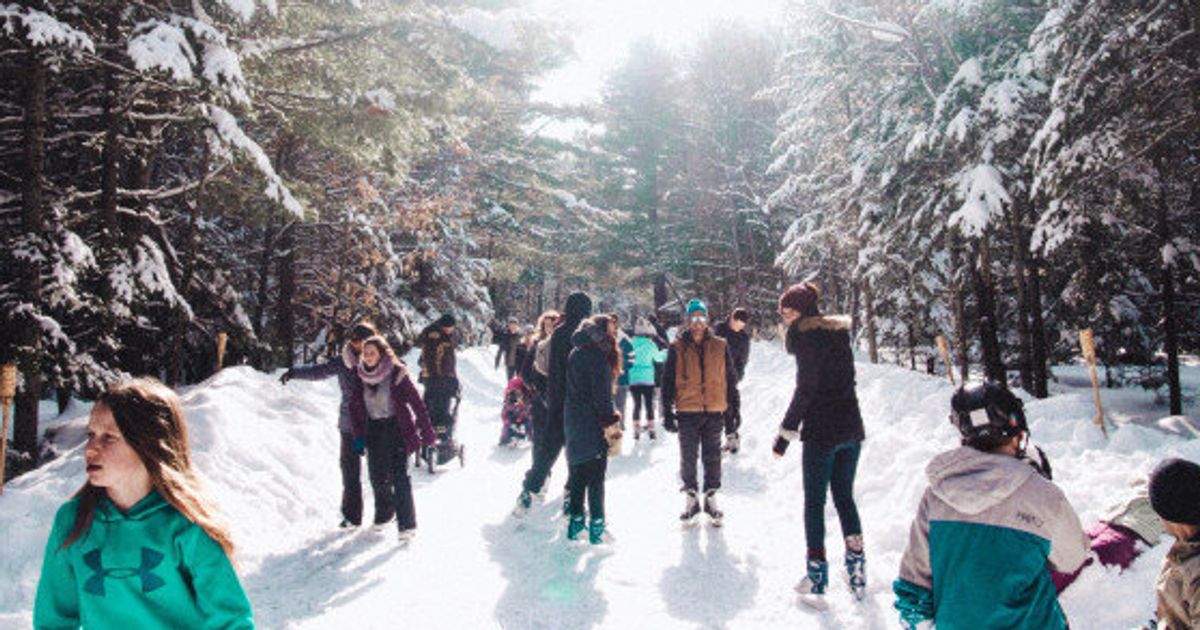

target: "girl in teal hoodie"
[35,378,254,629]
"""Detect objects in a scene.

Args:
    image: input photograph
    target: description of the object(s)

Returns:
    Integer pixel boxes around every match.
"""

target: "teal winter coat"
[627,336,665,386]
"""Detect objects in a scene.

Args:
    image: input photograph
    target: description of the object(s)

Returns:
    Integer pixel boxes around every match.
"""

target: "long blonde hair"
[64,379,235,557]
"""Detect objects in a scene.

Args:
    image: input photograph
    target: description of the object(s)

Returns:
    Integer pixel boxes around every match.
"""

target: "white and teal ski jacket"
[893,446,1089,630]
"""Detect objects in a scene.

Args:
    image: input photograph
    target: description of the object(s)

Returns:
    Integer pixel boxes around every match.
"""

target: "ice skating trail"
[1,343,1197,629]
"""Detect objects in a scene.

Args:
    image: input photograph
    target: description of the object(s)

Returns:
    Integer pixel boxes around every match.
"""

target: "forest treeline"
[1,0,1195,472]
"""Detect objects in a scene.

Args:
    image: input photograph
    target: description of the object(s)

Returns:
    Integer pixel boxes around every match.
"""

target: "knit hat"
[435,313,456,328]
[779,282,820,317]
[685,299,708,317]
[1148,458,1200,525]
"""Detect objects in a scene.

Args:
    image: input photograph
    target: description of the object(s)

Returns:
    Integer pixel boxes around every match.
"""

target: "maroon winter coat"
[349,365,437,454]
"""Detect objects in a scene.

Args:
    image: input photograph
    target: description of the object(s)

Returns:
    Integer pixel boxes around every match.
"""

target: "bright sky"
[524,0,787,105]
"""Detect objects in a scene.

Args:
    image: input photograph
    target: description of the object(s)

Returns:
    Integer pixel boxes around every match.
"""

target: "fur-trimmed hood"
[786,315,851,355]
[796,314,852,333]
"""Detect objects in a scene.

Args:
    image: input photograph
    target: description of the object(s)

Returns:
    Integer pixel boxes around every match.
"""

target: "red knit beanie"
[778,282,821,317]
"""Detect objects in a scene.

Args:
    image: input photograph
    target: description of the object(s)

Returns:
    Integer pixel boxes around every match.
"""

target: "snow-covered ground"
[1,343,1197,628]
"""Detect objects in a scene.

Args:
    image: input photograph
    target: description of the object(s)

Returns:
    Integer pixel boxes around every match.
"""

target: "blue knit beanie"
[685,299,708,316]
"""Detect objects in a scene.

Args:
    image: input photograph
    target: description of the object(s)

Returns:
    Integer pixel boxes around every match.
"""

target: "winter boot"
[648,420,657,440]
[566,514,586,541]
[845,535,866,600]
[703,489,724,527]
[513,489,533,517]
[723,432,740,454]
[397,528,416,545]
[588,517,606,545]
[795,558,829,608]
[680,490,701,525]
[633,421,641,440]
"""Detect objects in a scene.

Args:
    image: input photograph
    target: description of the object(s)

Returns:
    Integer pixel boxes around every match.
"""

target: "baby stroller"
[419,382,465,473]
[500,377,532,447]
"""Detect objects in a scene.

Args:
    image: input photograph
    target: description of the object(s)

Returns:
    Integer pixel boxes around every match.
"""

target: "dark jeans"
[339,430,363,525]
[522,408,565,494]
[630,385,655,421]
[802,440,862,553]
[678,412,723,492]
[566,454,608,520]
[424,377,459,442]
[367,417,416,530]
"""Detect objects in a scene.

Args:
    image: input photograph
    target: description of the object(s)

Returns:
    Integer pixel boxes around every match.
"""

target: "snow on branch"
[0,4,94,52]
[127,16,249,103]
[950,163,1009,237]
[207,105,305,218]
[821,10,909,43]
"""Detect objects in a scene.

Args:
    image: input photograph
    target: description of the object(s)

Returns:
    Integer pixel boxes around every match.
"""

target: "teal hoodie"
[627,336,666,386]
[35,491,254,629]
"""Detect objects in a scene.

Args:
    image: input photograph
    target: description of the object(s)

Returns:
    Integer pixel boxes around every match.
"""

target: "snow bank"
[0,343,1194,628]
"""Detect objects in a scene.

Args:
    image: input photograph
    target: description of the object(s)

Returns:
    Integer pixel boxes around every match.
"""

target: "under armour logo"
[83,547,166,596]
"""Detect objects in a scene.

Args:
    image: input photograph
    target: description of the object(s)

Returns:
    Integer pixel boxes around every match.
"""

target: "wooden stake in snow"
[936,335,956,386]
[216,333,229,371]
[1079,329,1108,438]
[0,364,16,494]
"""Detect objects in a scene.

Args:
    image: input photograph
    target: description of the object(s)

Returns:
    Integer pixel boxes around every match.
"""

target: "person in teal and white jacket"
[35,378,253,629]
[893,382,1088,630]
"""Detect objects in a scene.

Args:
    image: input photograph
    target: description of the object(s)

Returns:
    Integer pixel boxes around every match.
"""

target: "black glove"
[279,369,293,385]
[663,412,678,433]
[353,436,366,456]
[1022,444,1053,480]
[772,428,798,457]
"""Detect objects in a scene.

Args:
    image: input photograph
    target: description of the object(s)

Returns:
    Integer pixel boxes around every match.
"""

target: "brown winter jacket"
[418,325,457,383]
[662,329,739,415]
[1155,537,1200,630]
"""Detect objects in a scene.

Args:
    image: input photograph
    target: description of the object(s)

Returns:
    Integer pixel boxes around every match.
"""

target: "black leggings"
[630,385,655,420]
[567,454,608,520]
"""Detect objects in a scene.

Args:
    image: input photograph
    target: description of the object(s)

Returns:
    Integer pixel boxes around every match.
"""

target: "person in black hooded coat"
[515,292,593,513]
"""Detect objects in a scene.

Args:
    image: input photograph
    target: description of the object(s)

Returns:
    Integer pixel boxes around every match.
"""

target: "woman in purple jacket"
[351,335,437,543]
[281,322,377,529]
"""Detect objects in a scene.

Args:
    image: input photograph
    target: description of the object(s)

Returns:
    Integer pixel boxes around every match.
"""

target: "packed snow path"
[2,343,1197,628]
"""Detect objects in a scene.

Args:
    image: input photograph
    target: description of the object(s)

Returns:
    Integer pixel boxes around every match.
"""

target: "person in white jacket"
[893,382,1089,630]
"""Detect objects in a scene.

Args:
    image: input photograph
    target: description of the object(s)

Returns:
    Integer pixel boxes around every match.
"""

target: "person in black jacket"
[519,310,560,449]
[494,317,523,381]
[514,292,593,515]
[418,314,460,453]
[713,307,751,453]
[562,315,622,544]
[770,282,866,602]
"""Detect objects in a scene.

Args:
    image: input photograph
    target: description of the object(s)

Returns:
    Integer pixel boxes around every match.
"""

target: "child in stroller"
[501,376,533,446]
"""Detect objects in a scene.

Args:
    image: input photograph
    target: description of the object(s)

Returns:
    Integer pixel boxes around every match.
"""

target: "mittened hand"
[353,436,366,455]
[604,423,623,456]
[663,412,678,433]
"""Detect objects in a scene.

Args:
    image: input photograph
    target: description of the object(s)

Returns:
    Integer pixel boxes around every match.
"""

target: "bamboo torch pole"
[936,335,957,386]
[1,364,17,495]
[1079,329,1108,438]
[216,333,228,371]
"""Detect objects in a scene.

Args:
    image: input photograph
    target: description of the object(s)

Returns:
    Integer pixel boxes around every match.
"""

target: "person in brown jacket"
[1147,457,1200,630]
[661,298,740,527]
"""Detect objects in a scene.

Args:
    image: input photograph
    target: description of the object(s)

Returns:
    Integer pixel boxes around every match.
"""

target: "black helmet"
[950,382,1028,449]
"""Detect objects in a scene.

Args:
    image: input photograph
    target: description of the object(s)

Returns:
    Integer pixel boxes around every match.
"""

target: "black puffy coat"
[546,292,593,424]
[563,321,616,464]
[780,315,865,445]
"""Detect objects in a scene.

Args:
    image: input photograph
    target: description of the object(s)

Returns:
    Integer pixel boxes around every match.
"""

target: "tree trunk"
[1007,202,1035,394]
[169,144,209,385]
[949,238,970,384]
[13,49,48,458]
[1158,200,1182,415]
[276,221,297,369]
[861,277,879,364]
[974,237,1006,383]
[1028,254,1050,397]
[252,220,275,342]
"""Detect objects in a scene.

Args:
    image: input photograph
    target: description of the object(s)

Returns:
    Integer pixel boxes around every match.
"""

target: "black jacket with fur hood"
[780,315,865,445]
